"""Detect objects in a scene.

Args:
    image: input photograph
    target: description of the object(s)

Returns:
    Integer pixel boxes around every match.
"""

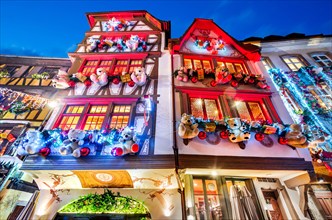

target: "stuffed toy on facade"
[59,129,88,158]
[90,68,109,86]
[178,113,199,139]
[17,130,47,156]
[131,67,147,86]
[215,67,232,84]
[87,38,100,53]
[284,124,309,148]
[225,118,251,143]
[174,67,189,82]
[52,70,70,89]
[111,127,139,156]
[125,35,140,51]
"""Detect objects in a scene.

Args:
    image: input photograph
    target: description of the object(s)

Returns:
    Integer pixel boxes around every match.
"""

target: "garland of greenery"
[31,72,50,79]
[9,101,30,115]
[0,70,10,79]
[58,190,150,215]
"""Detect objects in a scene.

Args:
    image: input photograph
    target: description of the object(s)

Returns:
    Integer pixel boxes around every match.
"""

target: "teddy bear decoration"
[59,129,93,158]
[90,68,109,86]
[111,126,139,156]
[17,130,51,157]
[52,70,71,89]
[225,118,251,149]
[131,67,147,86]
[178,113,199,145]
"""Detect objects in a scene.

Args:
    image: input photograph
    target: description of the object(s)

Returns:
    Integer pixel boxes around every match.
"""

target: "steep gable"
[173,19,260,61]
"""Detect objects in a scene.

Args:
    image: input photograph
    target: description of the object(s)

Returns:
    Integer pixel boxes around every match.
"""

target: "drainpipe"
[171,51,187,220]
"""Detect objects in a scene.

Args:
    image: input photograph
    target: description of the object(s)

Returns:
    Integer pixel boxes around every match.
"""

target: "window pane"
[184,59,192,69]
[202,60,211,69]
[234,63,244,73]
[193,60,202,69]
[191,98,204,118]
[226,63,235,73]
[235,101,251,121]
[125,106,131,113]
[84,116,104,130]
[248,102,265,121]
[204,99,220,120]
[216,62,225,69]
[59,116,79,130]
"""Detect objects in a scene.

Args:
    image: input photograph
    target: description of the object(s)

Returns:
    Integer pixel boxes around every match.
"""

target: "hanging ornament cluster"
[15,126,142,158]
[52,67,148,90]
[177,113,328,152]
[86,35,148,53]
[174,66,269,90]
[0,88,49,115]
[193,36,225,54]
[103,17,133,32]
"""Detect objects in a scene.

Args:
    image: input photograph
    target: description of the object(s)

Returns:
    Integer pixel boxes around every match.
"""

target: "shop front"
[18,169,182,220]
[182,168,322,220]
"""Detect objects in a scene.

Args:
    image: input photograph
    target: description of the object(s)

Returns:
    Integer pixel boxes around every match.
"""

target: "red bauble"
[80,147,90,157]
[248,78,255,84]
[68,81,76,88]
[220,131,229,139]
[112,78,120,84]
[210,80,217,87]
[278,137,288,145]
[230,80,239,88]
[111,147,123,156]
[128,80,135,87]
[39,147,51,157]
[131,143,139,153]
[198,131,207,140]
[84,80,92,87]
[118,24,123,29]
[142,45,147,50]
[255,133,265,142]
[191,77,198,83]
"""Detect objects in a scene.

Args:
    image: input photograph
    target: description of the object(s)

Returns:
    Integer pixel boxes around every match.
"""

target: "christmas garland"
[31,72,50,79]
[0,88,49,115]
[103,17,133,32]
[16,127,143,158]
[0,70,10,79]
[174,66,269,89]
[178,115,329,151]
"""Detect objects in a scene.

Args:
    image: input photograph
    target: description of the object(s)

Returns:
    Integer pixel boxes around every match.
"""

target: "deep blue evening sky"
[1,0,331,58]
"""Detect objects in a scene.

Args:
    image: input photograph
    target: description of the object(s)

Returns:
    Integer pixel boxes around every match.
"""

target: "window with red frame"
[113,59,142,75]
[184,58,212,70]
[56,103,134,131]
[216,61,247,74]
[81,60,113,76]
[190,98,222,120]
[109,105,131,129]
[57,105,85,130]
[234,101,266,121]
[83,105,108,130]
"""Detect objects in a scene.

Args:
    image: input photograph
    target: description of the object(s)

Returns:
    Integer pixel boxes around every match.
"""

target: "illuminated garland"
[16,127,143,158]
[268,67,332,142]
[87,35,147,53]
[193,36,225,54]
[177,114,329,151]
[174,66,269,89]
[0,88,49,115]
[103,17,133,32]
